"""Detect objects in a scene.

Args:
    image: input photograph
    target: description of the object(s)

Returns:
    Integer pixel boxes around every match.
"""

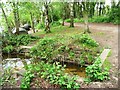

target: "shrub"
[50,21,61,27]
[90,16,110,23]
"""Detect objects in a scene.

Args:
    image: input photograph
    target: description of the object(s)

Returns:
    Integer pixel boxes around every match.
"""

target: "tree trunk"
[99,2,102,16]
[82,1,91,33]
[70,2,74,27]
[0,3,11,35]
[44,2,50,33]
[83,13,91,33]
[30,12,35,33]
[96,2,99,16]
[13,2,20,35]
[62,2,65,26]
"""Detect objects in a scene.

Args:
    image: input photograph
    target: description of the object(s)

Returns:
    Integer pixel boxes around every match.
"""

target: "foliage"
[108,7,120,24]
[50,21,61,27]
[35,22,45,30]
[0,68,16,86]
[3,45,14,53]
[85,58,110,81]
[89,16,110,23]
[20,71,34,89]
[2,34,39,53]
[20,61,80,89]
[30,37,57,60]
[73,34,99,48]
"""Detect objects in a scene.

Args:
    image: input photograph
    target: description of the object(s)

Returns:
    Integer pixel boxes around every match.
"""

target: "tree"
[12,2,20,35]
[44,2,51,33]
[82,0,91,33]
[0,3,11,35]
[69,1,74,27]
[89,2,96,18]
[62,2,66,26]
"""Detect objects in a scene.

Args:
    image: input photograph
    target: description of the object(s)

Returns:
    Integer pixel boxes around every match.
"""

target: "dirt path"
[65,22,118,88]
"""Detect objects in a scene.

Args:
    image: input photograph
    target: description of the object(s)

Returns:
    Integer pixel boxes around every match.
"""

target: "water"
[64,63,86,77]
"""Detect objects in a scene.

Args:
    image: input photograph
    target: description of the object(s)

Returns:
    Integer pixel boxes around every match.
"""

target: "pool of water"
[64,63,86,77]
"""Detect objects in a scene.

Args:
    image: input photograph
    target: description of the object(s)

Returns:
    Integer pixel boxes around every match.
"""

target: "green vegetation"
[65,15,119,24]
[30,33,100,65]
[85,58,110,82]
[0,1,114,89]
[2,34,39,53]
[21,61,80,89]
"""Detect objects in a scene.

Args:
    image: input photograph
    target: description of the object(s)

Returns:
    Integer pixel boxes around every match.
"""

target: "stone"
[99,49,111,67]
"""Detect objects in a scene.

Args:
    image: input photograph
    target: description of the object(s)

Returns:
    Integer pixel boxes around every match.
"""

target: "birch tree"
[12,2,20,35]
[44,2,51,33]
[70,1,74,27]
[0,3,11,35]
[82,0,91,33]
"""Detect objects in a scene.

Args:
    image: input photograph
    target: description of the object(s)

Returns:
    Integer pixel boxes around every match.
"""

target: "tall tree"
[0,3,11,35]
[70,1,74,27]
[62,2,66,26]
[82,0,91,33]
[44,2,51,33]
[12,2,20,35]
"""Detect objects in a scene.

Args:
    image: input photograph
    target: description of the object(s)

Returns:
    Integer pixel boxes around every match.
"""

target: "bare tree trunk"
[62,2,65,26]
[30,12,35,33]
[84,13,90,33]
[70,2,74,27]
[82,1,91,33]
[0,3,11,35]
[13,2,20,35]
[44,2,50,33]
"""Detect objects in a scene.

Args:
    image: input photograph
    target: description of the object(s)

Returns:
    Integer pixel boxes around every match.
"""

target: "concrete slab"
[99,49,111,67]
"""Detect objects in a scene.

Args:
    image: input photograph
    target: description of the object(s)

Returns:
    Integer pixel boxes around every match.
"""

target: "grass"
[32,26,84,38]
[103,58,112,70]
[103,50,112,70]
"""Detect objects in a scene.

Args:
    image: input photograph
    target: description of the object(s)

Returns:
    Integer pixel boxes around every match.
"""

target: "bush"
[50,21,61,27]
[65,19,71,23]
[109,7,120,24]
[90,16,110,23]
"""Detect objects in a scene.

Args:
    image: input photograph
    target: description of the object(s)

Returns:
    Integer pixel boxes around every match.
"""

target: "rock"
[5,58,21,61]
[76,77,84,83]
[112,76,118,81]
[12,27,28,34]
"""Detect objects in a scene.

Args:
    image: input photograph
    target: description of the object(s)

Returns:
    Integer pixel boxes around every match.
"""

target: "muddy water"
[64,63,86,77]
